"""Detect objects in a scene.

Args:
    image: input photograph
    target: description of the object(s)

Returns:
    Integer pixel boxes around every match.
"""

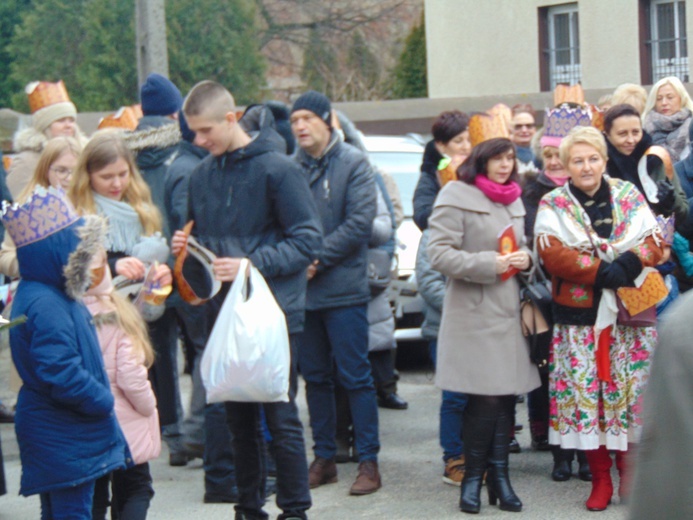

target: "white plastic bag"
[200,259,290,403]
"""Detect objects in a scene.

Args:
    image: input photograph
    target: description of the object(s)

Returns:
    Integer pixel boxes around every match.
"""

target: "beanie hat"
[140,73,183,116]
[178,109,195,143]
[25,81,77,133]
[291,90,331,128]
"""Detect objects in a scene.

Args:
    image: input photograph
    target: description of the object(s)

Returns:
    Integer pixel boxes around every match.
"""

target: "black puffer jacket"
[295,132,376,310]
[187,118,322,333]
[413,140,443,230]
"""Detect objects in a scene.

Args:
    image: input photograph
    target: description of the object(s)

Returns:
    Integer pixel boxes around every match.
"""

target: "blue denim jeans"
[41,480,95,520]
[299,304,380,461]
[429,340,468,461]
[225,333,311,520]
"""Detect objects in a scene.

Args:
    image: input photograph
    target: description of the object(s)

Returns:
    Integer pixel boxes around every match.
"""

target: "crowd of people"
[0,72,690,519]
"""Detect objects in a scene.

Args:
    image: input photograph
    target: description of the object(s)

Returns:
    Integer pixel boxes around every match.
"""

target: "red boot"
[615,448,633,502]
[584,446,613,511]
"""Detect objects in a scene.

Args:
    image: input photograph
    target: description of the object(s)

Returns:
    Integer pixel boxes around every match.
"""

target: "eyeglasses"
[513,123,536,130]
[50,166,74,179]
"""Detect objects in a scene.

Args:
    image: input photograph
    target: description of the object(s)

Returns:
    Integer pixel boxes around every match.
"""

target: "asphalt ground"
[0,344,630,519]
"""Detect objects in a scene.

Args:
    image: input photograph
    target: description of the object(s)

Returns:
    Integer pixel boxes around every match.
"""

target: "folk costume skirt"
[548,324,656,451]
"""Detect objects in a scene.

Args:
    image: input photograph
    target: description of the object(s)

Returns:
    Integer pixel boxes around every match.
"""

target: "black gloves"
[653,179,676,217]
[595,251,643,290]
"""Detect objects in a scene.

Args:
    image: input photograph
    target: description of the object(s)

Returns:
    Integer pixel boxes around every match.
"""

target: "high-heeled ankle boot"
[615,448,632,502]
[585,446,613,511]
[486,411,522,512]
[459,413,495,514]
[551,447,573,481]
[576,450,592,481]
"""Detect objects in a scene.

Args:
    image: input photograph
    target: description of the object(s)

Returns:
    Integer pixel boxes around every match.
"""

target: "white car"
[363,135,425,343]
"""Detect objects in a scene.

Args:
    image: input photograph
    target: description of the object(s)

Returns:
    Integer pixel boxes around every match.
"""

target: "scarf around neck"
[543,171,569,186]
[474,174,521,205]
[644,108,692,162]
[94,192,144,254]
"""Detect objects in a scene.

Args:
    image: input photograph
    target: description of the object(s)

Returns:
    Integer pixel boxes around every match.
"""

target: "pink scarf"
[544,171,569,187]
[474,174,521,205]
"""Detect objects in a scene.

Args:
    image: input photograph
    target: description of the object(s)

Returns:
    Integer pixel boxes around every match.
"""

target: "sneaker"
[508,437,522,454]
[442,456,465,486]
[349,460,382,495]
[308,457,337,489]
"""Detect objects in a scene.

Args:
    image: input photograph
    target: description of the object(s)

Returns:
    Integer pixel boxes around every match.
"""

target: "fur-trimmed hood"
[13,126,89,154]
[122,118,181,153]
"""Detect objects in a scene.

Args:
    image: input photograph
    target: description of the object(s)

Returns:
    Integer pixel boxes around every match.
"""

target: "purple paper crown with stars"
[1,187,80,248]
[540,104,593,148]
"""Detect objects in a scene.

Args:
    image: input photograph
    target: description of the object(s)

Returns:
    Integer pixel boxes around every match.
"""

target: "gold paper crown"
[553,83,585,108]
[487,103,512,130]
[25,80,72,114]
[1,187,80,248]
[130,104,143,120]
[98,106,139,130]
[469,112,510,148]
[589,104,605,132]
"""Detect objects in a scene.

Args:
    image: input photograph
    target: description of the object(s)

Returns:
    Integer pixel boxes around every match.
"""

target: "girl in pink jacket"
[86,251,161,519]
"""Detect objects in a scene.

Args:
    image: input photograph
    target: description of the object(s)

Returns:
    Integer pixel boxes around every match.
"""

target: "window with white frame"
[545,3,581,89]
[649,0,688,82]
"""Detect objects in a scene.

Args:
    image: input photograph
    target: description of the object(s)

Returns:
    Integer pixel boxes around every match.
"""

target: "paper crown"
[130,104,143,120]
[1,187,80,248]
[553,83,585,107]
[487,103,512,129]
[98,106,139,130]
[589,104,605,132]
[656,214,675,245]
[25,80,72,114]
[543,104,593,140]
[469,111,510,148]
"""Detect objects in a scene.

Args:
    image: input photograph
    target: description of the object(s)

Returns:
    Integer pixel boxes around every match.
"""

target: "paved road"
[0,346,629,519]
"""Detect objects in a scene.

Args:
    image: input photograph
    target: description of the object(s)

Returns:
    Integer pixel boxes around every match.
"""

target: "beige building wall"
[425,0,675,98]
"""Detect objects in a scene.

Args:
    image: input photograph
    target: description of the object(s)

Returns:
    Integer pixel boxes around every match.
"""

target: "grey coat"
[427,181,540,395]
[416,230,445,341]
[629,291,693,520]
[297,132,376,310]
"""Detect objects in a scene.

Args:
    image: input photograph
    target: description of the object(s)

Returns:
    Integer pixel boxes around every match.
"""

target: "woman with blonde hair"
[611,83,648,115]
[67,131,183,465]
[0,136,82,278]
[535,126,664,511]
[643,76,693,162]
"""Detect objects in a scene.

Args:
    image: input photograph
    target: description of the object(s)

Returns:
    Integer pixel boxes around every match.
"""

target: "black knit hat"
[292,90,331,128]
[140,73,183,116]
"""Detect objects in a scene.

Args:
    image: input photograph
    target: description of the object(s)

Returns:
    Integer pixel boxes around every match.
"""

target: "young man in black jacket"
[290,91,382,495]
[173,80,321,520]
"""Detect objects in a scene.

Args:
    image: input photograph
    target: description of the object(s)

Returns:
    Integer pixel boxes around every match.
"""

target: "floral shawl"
[534,176,660,334]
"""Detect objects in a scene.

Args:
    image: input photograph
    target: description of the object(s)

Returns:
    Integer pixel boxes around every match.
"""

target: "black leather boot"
[577,449,593,482]
[486,407,522,512]
[459,411,495,514]
[551,447,574,482]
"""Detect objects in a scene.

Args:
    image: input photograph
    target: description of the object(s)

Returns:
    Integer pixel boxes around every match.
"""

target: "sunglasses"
[513,123,536,130]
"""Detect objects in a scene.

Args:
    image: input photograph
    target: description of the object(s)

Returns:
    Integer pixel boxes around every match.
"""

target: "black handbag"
[519,267,553,371]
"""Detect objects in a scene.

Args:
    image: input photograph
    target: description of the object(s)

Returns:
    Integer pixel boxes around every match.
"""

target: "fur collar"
[64,215,107,301]
[123,122,181,152]
[13,126,89,153]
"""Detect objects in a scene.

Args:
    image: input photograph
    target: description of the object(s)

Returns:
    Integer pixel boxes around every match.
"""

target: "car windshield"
[368,151,421,217]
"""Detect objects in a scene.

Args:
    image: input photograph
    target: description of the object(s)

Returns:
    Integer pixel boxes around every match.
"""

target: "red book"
[498,224,519,281]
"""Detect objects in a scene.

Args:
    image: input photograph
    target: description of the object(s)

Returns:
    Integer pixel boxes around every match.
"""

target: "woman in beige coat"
[428,137,540,514]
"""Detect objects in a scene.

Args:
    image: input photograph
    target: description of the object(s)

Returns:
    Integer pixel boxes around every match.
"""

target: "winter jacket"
[125,116,182,238]
[85,267,161,466]
[188,115,322,333]
[164,140,208,233]
[427,180,539,396]
[295,132,376,310]
[415,230,445,341]
[10,215,128,496]
[413,140,443,231]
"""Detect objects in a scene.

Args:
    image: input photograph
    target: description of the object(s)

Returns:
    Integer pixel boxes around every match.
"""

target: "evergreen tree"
[301,28,334,95]
[0,0,32,109]
[389,14,427,99]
